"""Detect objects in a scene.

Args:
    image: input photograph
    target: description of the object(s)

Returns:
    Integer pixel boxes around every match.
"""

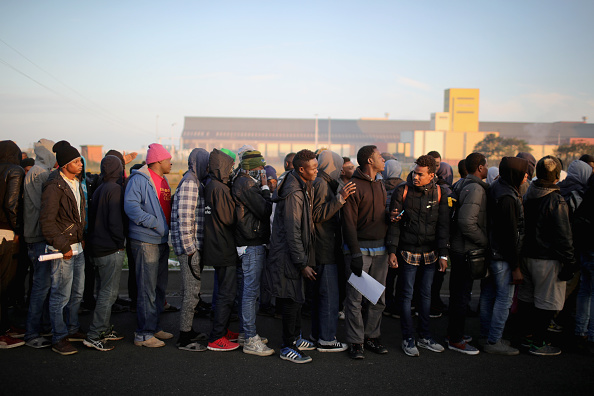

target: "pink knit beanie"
[146,143,172,164]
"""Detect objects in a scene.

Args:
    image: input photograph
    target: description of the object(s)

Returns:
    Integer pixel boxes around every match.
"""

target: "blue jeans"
[575,252,594,342]
[49,252,85,342]
[24,242,52,341]
[479,260,514,343]
[397,257,436,340]
[240,245,265,338]
[88,250,124,339]
[130,239,169,341]
[311,263,339,342]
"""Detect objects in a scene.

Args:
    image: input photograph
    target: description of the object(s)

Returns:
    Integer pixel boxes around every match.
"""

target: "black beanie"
[53,140,80,167]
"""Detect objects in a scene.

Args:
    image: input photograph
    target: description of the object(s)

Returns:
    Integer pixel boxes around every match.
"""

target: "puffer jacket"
[386,178,450,256]
[522,179,575,268]
[0,141,25,234]
[232,171,272,246]
[312,151,345,265]
[450,175,489,254]
[202,149,237,267]
[39,169,86,254]
[268,170,315,304]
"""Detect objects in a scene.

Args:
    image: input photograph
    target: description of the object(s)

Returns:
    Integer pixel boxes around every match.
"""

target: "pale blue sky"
[1,0,592,151]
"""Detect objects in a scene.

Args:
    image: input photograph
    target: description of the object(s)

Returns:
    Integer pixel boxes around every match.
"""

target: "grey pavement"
[2,270,593,396]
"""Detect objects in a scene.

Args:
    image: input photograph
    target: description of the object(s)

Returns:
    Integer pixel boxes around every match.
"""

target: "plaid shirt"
[171,179,205,256]
[400,250,437,266]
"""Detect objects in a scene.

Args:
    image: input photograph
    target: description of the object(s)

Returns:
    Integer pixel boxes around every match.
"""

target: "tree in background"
[474,134,532,160]
[555,142,594,168]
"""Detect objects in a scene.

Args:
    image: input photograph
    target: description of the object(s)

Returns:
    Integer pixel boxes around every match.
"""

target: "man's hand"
[350,256,364,277]
[389,208,403,222]
[260,172,267,187]
[63,249,74,260]
[301,266,317,281]
[388,253,398,269]
[338,181,356,200]
[511,267,523,284]
[438,258,448,272]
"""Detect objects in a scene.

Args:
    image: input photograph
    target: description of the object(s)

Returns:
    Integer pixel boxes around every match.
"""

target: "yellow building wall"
[529,144,558,159]
[444,88,480,132]
[444,132,465,160]
[430,112,451,131]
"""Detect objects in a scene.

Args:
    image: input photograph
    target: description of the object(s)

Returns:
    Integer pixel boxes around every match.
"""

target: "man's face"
[64,157,83,176]
[522,172,529,185]
[267,178,278,192]
[412,165,434,187]
[159,158,172,174]
[434,157,441,171]
[479,161,488,180]
[369,149,385,173]
[341,161,355,179]
[299,158,319,181]
[285,155,295,171]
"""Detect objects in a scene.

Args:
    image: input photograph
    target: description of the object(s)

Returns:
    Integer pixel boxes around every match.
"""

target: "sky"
[1,0,593,152]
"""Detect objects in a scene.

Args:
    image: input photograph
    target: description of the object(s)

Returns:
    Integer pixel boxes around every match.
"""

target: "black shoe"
[349,343,365,359]
[365,338,388,354]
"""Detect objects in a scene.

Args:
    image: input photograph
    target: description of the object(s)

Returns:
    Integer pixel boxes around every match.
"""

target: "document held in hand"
[348,271,386,305]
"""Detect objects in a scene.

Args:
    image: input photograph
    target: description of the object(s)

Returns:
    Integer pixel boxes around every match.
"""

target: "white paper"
[348,272,386,305]
[39,249,80,262]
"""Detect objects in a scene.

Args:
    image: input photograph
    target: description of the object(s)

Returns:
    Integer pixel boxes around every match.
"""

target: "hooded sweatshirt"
[436,161,454,187]
[202,149,237,267]
[171,148,210,256]
[24,139,56,243]
[558,160,592,208]
[522,179,575,267]
[312,150,346,265]
[0,140,24,234]
[382,159,404,209]
[488,156,528,268]
[88,155,125,257]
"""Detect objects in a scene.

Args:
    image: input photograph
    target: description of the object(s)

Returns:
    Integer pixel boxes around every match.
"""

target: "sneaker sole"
[243,348,275,356]
[280,355,312,363]
[134,340,165,348]
[207,345,240,351]
[417,343,444,353]
[103,336,124,341]
[83,340,114,352]
[178,345,207,352]
[318,347,348,353]
[52,347,78,355]
[402,349,420,357]
[0,341,25,349]
[529,349,562,356]
[296,345,316,351]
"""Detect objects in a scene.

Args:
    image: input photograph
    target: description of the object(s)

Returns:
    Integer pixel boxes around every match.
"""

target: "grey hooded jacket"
[450,174,489,254]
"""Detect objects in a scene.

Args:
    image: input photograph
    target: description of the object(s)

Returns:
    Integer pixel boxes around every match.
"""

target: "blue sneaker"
[402,338,419,357]
[295,336,316,351]
[280,346,312,364]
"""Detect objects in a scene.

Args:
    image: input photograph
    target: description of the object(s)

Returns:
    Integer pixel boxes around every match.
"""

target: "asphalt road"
[2,292,593,396]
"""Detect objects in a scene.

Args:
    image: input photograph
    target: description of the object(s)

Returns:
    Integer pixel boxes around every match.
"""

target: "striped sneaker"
[280,346,312,364]
[295,336,316,351]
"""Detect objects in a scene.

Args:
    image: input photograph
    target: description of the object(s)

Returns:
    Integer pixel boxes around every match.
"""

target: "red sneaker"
[0,335,26,349]
[208,336,240,351]
[5,325,25,338]
[224,329,239,342]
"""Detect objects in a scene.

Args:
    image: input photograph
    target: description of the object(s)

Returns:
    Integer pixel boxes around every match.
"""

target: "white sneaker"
[243,335,274,356]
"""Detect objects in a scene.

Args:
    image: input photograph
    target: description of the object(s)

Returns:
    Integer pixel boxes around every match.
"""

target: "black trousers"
[277,297,302,347]
[447,251,474,343]
[209,266,237,342]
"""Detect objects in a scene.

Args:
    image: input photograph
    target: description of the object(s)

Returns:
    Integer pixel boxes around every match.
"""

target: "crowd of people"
[0,138,593,363]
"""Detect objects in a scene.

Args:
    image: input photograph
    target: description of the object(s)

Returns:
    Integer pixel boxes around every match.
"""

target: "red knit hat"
[146,143,172,164]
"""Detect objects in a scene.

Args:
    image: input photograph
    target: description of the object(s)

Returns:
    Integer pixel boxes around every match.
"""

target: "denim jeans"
[24,242,52,341]
[344,253,388,344]
[240,245,265,338]
[397,255,436,340]
[209,265,237,342]
[479,260,514,343]
[310,263,339,342]
[88,250,124,339]
[130,239,169,341]
[447,251,474,343]
[575,252,594,342]
[49,252,85,342]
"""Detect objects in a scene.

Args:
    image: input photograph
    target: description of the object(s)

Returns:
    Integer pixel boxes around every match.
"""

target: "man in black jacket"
[387,154,449,357]
[479,156,528,356]
[83,155,126,352]
[203,148,240,352]
[232,150,274,356]
[342,145,389,359]
[269,149,318,363]
[0,140,25,349]
[518,155,575,356]
[311,150,355,352]
[40,141,86,355]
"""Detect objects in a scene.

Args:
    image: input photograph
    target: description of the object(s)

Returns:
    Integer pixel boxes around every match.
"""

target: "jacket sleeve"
[385,186,404,255]
[341,185,362,257]
[497,196,521,269]
[284,191,307,269]
[40,183,70,254]
[3,166,25,234]
[124,176,159,230]
[24,168,48,212]
[236,180,272,222]
[214,186,236,227]
[176,180,199,256]
[312,179,345,223]
[436,186,450,256]
[106,185,126,249]
[458,186,488,248]
[549,196,576,267]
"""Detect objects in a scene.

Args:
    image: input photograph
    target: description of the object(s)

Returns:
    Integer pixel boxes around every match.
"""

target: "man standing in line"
[387,154,449,357]
[40,141,86,355]
[124,143,173,348]
[342,145,390,359]
[269,149,318,363]
[446,153,488,355]
[338,157,355,190]
[277,152,296,185]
